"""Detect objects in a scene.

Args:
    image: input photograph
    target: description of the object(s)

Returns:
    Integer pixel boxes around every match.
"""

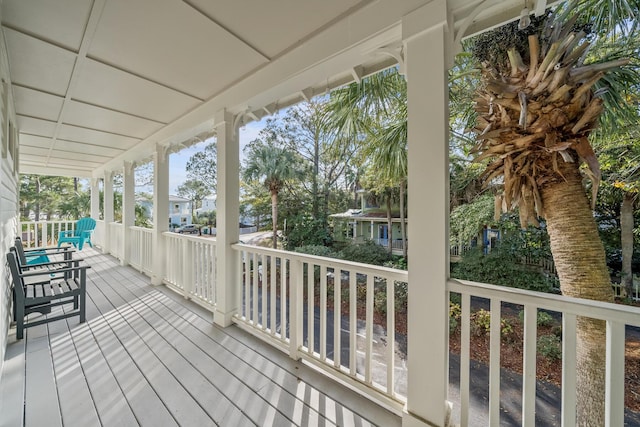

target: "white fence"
[108,222,124,260]
[129,226,153,275]
[163,232,217,312]
[16,219,640,424]
[232,243,408,407]
[447,278,640,427]
[19,220,76,247]
[94,219,105,248]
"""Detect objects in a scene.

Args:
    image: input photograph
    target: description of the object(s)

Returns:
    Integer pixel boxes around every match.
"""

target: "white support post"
[151,144,169,285]
[402,1,453,426]
[103,170,114,255]
[214,109,240,327]
[90,177,100,220]
[122,161,135,266]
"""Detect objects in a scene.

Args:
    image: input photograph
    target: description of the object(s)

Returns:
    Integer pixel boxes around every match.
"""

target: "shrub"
[449,302,461,333]
[339,240,392,266]
[372,281,408,316]
[471,308,513,338]
[284,214,332,249]
[452,247,553,293]
[518,309,555,327]
[293,245,338,258]
[537,334,562,360]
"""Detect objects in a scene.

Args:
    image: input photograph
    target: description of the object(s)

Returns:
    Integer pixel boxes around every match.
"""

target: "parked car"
[176,224,199,234]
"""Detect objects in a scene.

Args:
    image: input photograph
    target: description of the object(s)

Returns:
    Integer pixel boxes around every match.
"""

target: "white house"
[168,195,192,227]
[195,195,216,215]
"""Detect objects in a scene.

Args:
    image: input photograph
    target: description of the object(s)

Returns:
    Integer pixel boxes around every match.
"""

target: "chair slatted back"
[74,217,96,237]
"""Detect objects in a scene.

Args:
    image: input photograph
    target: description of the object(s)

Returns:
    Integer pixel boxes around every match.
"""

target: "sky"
[166,119,263,195]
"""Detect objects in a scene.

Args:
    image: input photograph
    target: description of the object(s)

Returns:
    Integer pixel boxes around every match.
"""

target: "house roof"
[4,0,552,178]
[169,195,191,203]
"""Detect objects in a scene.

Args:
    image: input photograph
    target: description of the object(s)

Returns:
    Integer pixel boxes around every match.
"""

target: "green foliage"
[185,141,216,191]
[449,302,462,334]
[537,334,562,360]
[372,281,408,317]
[449,194,496,247]
[383,256,407,270]
[518,310,555,327]
[284,214,332,249]
[339,240,392,266]
[452,247,554,292]
[470,309,513,338]
[293,245,339,258]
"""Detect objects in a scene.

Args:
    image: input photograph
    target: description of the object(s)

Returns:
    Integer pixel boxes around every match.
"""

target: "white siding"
[0,9,20,373]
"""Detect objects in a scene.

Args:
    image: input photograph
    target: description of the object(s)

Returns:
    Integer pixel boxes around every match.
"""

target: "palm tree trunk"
[271,190,278,249]
[621,192,635,298]
[541,161,613,426]
[400,180,407,259]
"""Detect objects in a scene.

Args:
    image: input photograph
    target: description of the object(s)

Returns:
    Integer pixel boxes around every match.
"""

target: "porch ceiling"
[2,0,539,178]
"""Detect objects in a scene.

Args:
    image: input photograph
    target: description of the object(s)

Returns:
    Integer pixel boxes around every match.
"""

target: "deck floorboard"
[1,248,401,427]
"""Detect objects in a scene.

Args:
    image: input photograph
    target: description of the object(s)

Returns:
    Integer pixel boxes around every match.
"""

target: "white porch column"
[103,170,114,255]
[151,144,169,285]
[122,161,135,266]
[90,177,100,220]
[213,109,240,327]
[403,1,453,426]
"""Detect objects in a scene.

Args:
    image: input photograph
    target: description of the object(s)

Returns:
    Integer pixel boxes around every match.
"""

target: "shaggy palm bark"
[473,26,627,425]
[621,192,635,297]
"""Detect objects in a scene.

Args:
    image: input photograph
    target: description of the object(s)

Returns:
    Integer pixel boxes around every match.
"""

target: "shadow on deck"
[0,248,401,427]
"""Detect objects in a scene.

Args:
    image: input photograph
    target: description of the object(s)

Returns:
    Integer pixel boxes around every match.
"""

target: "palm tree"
[243,143,302,249]
[325,69,410,256]
[470,4,637,423]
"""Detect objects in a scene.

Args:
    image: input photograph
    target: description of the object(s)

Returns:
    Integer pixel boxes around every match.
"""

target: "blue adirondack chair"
[58,217,96,250]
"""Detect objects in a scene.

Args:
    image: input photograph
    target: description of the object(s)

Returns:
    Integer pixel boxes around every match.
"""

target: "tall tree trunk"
[541,162,613,426]
[400,180,407,259]
[621,192,635,298]
[386,196,392,253]
[34,177,41,221]
[271,190,278,249]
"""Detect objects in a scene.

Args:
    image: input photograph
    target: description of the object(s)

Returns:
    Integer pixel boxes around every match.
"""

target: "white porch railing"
[231,243,408,408]
[128,226,153,275]
[19,220,76,247]
[94,219,105,248]
[372,238,405,251]
[163,232,217,312]
[108,222,124,260]
[448,278,640,427]
[16,219,640,425]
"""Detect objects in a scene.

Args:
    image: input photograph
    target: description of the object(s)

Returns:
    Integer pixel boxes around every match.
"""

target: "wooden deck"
[0,248,401,427]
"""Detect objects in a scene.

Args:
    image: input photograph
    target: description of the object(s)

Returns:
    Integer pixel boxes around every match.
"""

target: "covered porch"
[2,0,640,426]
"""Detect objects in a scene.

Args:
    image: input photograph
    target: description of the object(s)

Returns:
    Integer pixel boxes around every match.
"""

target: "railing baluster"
[349,270,357,376]
[522,305,537,427]
[365,274,374,384]
[308,262,315,355]
[605,320,625,427]
[489,298,501,427]
[243,250,250,320]
[562,313,577,427]
[460,293,471,427]
[320,264,327,361]
[252,252,259,326]
[289,259,302,360]
[386,277,395,395]
[270,255,276,334]
[334,269,341,368]
[261,254,267,330]
[280,258,287,339]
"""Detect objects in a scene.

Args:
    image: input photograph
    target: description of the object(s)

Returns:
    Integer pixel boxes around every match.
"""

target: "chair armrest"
[18,264,90,278]
[58,230,75,239]
[24,246,75,255]
[80,230,94,238]
[20,258,85,271]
